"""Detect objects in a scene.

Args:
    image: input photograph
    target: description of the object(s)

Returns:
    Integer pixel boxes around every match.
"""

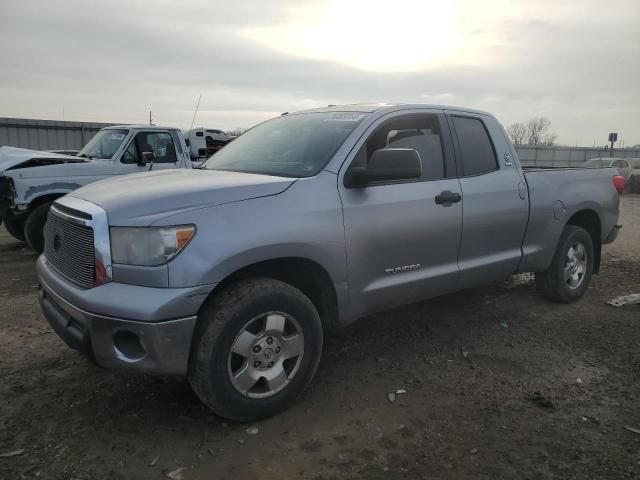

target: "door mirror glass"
[140,150,156,165]
[346,148,422,187]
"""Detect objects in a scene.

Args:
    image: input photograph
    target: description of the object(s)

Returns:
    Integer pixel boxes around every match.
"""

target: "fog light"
[113,330,146,361]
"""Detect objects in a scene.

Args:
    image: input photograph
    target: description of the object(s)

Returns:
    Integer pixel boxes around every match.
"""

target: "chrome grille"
[44,208,96,288]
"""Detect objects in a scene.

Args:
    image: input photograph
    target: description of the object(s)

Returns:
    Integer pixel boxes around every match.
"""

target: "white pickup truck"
[0,125,193,252]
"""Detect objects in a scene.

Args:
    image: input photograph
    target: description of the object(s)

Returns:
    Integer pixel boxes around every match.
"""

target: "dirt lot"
[1,197,639,480]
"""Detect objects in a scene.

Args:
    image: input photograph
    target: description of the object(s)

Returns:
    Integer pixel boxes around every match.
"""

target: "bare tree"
[506,123,527,145]
[543,133,558,146]
[527,117,551,145]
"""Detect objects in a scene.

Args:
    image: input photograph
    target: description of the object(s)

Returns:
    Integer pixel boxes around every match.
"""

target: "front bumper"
[37,256,215,375]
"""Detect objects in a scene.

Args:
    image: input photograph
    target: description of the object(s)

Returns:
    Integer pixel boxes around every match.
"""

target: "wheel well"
[567,210,601,273]
[216,258,340,333]
[29,193,65,211]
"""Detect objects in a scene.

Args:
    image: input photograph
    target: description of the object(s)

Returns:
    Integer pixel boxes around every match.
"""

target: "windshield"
[203,112,366,177]
[78,128,129,159]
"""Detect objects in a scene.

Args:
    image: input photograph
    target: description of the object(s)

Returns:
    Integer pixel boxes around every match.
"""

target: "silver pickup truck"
[36,104,623,421]
[0,125,193,252]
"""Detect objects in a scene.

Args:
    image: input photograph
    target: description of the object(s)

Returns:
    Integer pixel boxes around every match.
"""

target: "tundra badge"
[385,264,422,275]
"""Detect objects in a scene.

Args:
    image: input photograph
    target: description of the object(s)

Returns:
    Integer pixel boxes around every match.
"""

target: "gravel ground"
[1,196,639,480]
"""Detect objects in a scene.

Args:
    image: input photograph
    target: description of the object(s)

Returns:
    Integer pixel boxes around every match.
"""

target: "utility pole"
[149,110,153,125]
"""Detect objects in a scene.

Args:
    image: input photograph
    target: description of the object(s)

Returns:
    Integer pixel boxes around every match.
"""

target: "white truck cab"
[0,125,192,252]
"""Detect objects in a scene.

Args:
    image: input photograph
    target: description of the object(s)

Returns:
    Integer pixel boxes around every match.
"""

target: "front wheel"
[24,202,52,254]
[3,214,26,242]
[188,278,323,422]
[535,225,594,302]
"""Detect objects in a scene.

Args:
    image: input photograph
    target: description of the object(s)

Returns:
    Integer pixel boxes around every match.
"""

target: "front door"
[119,130,181,173]
[338,111,463,319]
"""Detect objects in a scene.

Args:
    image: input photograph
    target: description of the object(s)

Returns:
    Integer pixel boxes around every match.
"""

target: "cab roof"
[104,124,179,131]
[293,103,492,117]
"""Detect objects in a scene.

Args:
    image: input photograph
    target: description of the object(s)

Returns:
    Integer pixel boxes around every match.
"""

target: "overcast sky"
[1,0,638,146]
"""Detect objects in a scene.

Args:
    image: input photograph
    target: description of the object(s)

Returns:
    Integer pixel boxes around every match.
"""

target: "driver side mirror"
[345,148,422,188]
[138,150,156,166]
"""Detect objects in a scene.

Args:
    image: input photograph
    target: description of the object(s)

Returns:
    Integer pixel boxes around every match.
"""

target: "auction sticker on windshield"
[324,113,366,122]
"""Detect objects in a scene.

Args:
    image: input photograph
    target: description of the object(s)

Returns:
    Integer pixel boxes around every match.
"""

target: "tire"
[24,202,52,254]
[3,215,26,242]
[535,225,594,303]
[188,278,323,422]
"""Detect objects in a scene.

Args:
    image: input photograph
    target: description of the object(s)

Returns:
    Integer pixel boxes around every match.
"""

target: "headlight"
[110,225,196,266]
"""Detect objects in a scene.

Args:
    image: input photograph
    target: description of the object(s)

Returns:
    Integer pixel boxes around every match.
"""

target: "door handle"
[435,190,462,205]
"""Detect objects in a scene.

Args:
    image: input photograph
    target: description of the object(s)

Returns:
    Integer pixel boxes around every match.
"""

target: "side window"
[146,132,177,163]
[350,114,446,181]
[452,116,498,176]
[121,141,139,164]
[122,132,177,164]
[613,160,627,168]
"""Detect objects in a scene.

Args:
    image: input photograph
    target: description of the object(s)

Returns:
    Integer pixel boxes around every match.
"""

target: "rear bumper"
[603,224,622,244]
[37,255,215,375]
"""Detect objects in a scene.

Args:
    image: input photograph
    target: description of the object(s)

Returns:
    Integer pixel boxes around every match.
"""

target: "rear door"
[446,112,528,289]
[338,110,463,318]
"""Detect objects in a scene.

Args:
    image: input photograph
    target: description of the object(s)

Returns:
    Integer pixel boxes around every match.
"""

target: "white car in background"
[626,158,640,193]
[584,158,633,182]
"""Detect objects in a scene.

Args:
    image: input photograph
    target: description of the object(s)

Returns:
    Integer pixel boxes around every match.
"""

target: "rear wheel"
[24,202,52,254]
[535,225,594,302]
[188,278,323,422]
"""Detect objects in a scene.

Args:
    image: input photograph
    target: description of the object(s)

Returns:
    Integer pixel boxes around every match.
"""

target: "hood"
[68,168,296,225]
[0,146,87,173]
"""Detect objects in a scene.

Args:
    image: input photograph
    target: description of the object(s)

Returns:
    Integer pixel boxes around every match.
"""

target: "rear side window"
[452,116,498,176]
[613,160,627,168]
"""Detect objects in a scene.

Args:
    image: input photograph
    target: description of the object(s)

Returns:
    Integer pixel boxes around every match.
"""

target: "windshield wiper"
[77,153,93,159]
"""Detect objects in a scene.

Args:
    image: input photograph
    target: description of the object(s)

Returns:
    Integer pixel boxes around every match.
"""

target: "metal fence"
[515,145,640,167]
[0,117,115,151]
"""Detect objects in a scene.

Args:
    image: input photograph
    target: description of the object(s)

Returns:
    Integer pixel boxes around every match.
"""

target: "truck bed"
[518,166,620,272]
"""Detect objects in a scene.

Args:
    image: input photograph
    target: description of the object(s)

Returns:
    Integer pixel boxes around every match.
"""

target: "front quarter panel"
[5,161,119,208]
[160,171,348,307]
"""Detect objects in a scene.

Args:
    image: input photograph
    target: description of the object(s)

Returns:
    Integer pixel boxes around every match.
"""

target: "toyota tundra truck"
[36,104,623,421]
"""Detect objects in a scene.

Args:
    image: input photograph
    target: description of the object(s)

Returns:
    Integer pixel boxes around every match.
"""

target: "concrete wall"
[515,145,640,167]
[0,117,115,151]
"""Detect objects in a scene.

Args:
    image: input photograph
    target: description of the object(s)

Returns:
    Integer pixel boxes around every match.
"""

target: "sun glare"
[245,0,466,72]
